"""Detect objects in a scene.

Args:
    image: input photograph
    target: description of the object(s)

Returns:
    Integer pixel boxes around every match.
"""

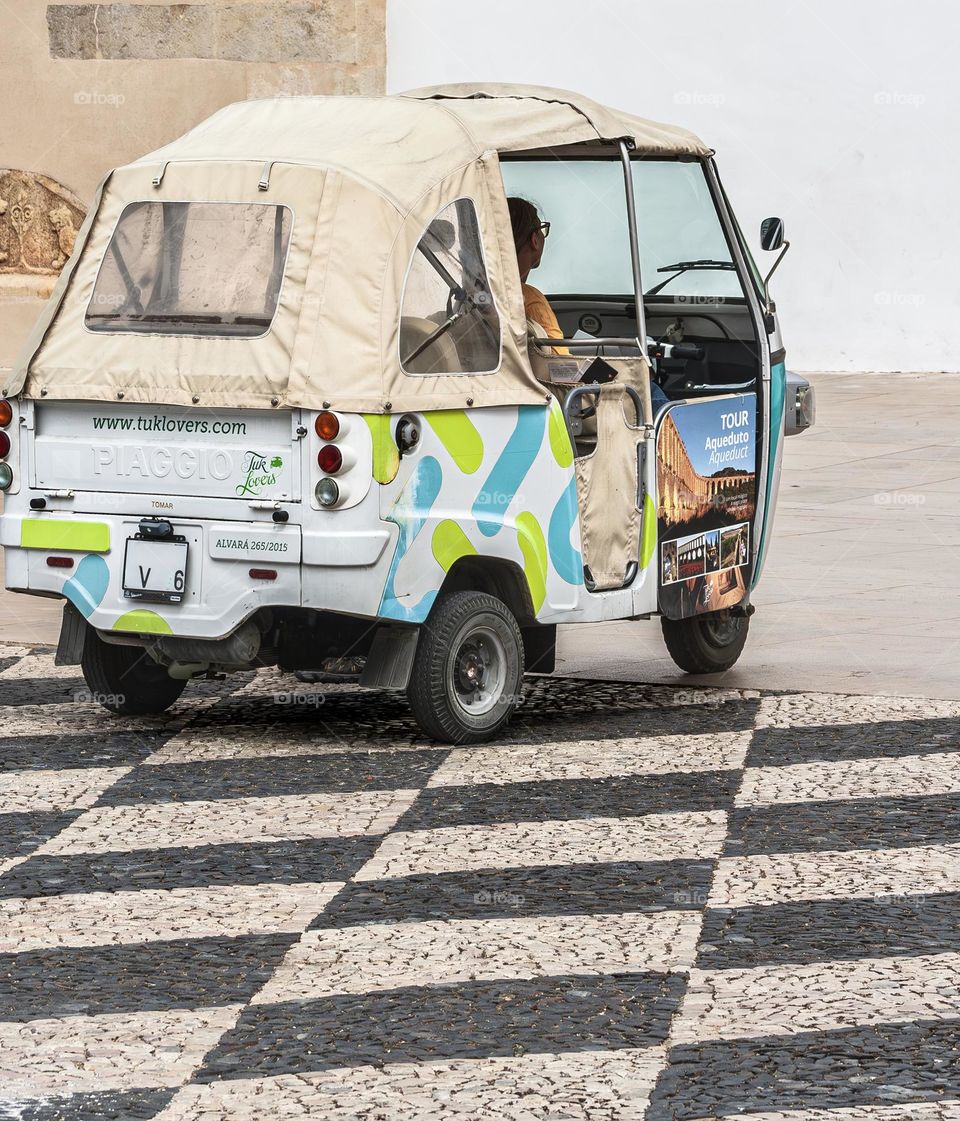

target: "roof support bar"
[531,140,647,357]
[618,139,646,351]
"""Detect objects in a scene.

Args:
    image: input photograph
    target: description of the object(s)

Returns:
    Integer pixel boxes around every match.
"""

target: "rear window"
[85,201,292,338]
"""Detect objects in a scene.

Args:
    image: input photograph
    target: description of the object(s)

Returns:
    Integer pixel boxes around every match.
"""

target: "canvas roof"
[8,87,705,411]
[129,84,711,211]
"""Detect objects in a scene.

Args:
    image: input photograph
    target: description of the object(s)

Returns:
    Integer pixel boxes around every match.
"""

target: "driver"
[508,196,669,415]
[508,197,566,347]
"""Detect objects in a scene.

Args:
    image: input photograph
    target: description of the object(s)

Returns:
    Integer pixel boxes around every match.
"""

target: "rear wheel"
[661,610,750,674]
[81,626,186,715]
[407,591,524,743]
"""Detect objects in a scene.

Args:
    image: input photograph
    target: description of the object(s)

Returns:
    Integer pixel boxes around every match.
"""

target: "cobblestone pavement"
[1,645,959,1120]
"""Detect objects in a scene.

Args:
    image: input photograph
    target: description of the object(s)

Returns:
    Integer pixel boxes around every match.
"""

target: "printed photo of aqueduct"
[656,401,757,617]
[656,410,756,530]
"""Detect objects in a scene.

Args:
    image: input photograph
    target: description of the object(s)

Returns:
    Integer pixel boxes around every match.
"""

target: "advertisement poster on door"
[657,394,757,620]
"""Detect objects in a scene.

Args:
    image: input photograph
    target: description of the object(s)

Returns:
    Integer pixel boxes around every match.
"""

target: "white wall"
[388,0,958,372]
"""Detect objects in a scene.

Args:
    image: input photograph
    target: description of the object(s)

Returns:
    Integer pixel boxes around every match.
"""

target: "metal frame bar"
[530,141,653,427]
[701,157,771,580]
[618,139,647,351]
[530,335,642,350]
[530,140,647,355]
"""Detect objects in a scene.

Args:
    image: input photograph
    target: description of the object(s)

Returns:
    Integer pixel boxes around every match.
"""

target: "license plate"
[122,536,189,603]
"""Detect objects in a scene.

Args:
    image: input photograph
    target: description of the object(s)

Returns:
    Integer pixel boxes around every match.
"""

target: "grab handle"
[562,383,645,429]
[683,380,755,393]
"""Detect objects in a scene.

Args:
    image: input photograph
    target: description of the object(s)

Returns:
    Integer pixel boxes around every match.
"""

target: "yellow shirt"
[522,283,568,353]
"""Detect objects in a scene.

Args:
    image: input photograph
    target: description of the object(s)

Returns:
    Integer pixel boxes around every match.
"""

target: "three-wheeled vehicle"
[0,85,814,742]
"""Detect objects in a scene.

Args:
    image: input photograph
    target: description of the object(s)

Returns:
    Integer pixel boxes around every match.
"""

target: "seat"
[399,316,462,374]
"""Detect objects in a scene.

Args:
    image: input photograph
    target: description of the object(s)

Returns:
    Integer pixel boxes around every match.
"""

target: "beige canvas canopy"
[7,85,711,413]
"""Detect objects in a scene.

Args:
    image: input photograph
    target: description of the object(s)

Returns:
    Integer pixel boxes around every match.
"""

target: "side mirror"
[760,217,785,252]
[759,217,790,320]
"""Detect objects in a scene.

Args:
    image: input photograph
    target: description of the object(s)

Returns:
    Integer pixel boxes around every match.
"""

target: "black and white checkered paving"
[1,644,959,1120]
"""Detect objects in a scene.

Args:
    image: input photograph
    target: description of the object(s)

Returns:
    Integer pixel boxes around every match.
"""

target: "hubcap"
[451,624,508,718]
[701,611,741,648]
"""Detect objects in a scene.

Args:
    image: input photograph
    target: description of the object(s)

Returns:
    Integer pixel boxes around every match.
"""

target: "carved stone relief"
[0,170,86,277]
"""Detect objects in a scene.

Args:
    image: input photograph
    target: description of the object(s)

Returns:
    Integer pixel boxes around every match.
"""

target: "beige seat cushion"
[400,315,462,375]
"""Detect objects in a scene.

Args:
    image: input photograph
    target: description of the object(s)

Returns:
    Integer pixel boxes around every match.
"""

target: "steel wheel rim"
[701,612,740,648]
[450,622,508,718]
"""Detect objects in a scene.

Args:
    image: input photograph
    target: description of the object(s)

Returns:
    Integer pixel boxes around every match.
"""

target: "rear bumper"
[1,512,302,640]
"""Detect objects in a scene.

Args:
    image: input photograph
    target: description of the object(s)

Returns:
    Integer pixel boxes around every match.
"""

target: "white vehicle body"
[0,85,809,741]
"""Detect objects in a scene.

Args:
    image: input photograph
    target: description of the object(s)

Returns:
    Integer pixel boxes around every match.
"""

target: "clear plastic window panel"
[400,198,501,375]
[85,201,293,338]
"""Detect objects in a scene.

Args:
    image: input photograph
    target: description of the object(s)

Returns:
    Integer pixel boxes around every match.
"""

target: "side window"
[400,198,501,375]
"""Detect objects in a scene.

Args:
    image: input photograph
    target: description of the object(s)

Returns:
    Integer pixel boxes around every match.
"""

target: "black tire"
[407,591,524,744]
[661,610,750,674]
[81,626,186,716]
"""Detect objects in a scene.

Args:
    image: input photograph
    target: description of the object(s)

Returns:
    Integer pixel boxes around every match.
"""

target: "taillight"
[314,410,344,507]
[315,478,340,507]
[0,401,14,491]
[317,444,342,474]
[315,411,340,440]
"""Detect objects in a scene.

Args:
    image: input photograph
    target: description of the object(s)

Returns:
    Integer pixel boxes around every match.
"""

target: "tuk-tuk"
[0,84,814,742]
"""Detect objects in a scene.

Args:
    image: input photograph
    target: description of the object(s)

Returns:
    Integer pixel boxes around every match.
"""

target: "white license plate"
[123,537,189,603]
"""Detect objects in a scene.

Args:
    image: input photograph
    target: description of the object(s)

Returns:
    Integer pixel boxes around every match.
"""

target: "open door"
[656,394,758,618]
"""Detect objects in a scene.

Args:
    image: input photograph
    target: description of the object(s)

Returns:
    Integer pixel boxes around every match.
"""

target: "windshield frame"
[712,161,766,305]
[500,150,751,311]
[83,198,295,341]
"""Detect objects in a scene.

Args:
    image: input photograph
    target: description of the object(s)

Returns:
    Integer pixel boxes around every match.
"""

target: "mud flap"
[522,624,556,674]
[359,624,419,690]
[55,601,86,666]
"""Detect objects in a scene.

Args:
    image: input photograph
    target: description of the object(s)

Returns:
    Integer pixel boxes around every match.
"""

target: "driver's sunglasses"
[538,221,551,238]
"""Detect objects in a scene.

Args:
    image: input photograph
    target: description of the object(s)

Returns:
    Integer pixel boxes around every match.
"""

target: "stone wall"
[0,0,385,365]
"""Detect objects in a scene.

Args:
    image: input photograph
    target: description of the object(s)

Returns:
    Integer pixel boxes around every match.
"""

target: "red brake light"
[46,556,74,568]
[249,568,277,581]
[0,432,10,458]
[315,411,340,441]
[0,401,12,428]
[317,445,342,474]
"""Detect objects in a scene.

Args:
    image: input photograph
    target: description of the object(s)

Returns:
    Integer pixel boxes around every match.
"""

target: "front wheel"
[81,626,186,715]
[407,591,524,743]
[661,610,750,674]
